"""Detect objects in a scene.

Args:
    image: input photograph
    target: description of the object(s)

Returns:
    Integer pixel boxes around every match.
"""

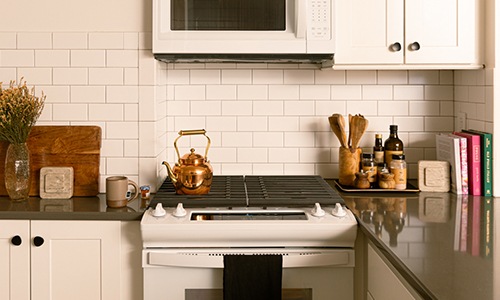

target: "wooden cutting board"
[0,126,101,197]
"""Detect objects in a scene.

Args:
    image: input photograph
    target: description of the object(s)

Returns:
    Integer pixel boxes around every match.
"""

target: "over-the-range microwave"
[153,0,335,67]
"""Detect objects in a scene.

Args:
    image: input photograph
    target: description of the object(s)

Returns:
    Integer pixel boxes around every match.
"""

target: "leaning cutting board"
[0,126,101,197]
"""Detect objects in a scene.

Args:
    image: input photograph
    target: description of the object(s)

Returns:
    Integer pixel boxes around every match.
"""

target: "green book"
[463,129,493,196]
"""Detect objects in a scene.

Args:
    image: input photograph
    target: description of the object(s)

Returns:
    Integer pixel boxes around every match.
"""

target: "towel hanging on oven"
[223,254,283,300]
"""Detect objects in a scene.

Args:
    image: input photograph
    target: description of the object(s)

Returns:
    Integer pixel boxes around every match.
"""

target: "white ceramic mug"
[106,176,139,208]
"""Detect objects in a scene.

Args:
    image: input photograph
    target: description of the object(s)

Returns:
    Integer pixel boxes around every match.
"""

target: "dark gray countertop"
[334,183,495,300]
[0,194,147,221]
[0,183,496,300]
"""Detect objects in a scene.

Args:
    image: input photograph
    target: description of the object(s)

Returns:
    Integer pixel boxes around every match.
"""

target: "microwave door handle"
[295,0,306,38]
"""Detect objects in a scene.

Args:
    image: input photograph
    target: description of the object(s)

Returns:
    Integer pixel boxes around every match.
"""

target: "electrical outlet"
[457,112,466,131]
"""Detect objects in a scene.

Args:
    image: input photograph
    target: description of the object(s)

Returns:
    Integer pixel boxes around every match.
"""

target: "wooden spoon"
[347,114,353,148]
[351,115,369,149]
[328,114,348,148]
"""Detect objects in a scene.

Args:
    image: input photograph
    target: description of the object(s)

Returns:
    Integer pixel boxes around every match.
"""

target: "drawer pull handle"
[33,236,44,247]
[11,235,22,246]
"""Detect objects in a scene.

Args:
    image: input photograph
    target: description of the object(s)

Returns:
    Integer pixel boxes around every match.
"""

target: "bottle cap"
[375,133,382,138]
[389,125,398,131]
[392,154,405,160]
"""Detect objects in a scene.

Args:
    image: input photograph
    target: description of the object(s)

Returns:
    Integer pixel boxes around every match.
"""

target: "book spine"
[457,137,469,195]
[481,134,492,196]
[454,132,481,196]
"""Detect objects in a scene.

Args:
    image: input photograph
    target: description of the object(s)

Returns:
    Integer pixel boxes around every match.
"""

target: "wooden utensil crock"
[338,147,362,186]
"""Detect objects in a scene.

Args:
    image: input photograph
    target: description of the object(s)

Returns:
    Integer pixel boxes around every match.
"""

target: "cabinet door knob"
[11,235,22,246]
[409,42,421,51]
[33,236,44,247]
[390,42,402,52]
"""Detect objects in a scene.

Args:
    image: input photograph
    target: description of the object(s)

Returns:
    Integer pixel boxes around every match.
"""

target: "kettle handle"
[173,129,211,161]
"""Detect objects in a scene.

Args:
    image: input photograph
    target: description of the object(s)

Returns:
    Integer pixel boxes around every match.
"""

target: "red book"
[453,131,481,195]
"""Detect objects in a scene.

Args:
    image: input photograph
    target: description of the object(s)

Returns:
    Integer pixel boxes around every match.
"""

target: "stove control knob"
[332,203,347,218]
[173,203,187,218]
[311,202,325,217]
[152,203,166,218]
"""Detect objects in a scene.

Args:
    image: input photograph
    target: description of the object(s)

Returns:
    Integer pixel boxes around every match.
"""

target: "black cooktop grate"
[149,175,343,208]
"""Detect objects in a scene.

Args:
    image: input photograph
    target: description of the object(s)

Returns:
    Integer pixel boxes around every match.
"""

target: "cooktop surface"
[150,175,344,208]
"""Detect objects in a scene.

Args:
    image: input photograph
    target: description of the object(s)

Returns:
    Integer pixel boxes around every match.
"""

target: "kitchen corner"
[328,179,496,300]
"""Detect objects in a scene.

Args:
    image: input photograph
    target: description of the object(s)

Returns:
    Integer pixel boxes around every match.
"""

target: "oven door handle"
[147,251,352,268]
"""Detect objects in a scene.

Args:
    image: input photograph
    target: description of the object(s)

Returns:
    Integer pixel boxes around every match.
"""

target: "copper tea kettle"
[162,129,213,195]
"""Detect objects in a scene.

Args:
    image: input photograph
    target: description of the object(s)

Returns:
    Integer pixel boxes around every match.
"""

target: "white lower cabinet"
[0,219,142,300]
[367,243,422,300]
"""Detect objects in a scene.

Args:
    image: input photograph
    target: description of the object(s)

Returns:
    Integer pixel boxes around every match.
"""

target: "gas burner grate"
[150,176,247,208]
[150,175,343,208]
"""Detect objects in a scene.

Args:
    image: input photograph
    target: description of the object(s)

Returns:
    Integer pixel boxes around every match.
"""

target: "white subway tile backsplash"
[331,85,362,100]
[284,70,315,84]
[206,85,237,100]
[315,70,345,84]
[71,50,105,67]
[300,85,330,100]
[40,86,70,103]
[362,85,393,100]
[88,68,124,85]
[107,50,138,67]
[17,68,52,85]
[0,33,16,49]
[0,50,34,67]
[17,33,52,49]
[269,148,299,163]
[253,132,283,147]
[284,101,314,116]
[377,101,409,116]
[253,70,283,84]
[253,101,283,116]
[346,70,377,84]
[237,85,268,100]
[107,158,139,174]
[238,116,268,131]
[0,68,16,83]
[409,70,440,84]
[377,70,408,84]
[52,104,88,121]
[222,70,252,84]
[207,116,237,132]
[237,148,268,163]
[107,122,139,139]
[190,70,220,84]
[284,132,314,147]
[1,30,481,187]
[269,116,299,131]
[269,85,299,100]
[191,100,221,116]
[53,68,88,85]
[89,104,123,121]
[89,33,124,49]
[53,33,88,49]
[71,86,105,103]
[35,50,70,67]
[107,86,139,103]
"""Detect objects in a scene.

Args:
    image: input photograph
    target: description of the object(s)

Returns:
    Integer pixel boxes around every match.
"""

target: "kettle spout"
[162,161,178,184]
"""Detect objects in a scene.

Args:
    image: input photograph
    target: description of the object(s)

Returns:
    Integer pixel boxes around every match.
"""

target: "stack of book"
[435,129,492,196]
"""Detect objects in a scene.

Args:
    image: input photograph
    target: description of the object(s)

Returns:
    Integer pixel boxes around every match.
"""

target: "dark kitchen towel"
[223,254,283,300]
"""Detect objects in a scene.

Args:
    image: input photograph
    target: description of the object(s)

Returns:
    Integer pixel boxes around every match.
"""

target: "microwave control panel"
[308,0,331,40]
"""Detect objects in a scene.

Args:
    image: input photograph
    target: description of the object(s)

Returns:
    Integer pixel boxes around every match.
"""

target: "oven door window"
[171,0,286,31]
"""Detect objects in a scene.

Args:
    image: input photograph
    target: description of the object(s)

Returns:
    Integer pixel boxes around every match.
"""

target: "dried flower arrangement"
[0,79,45,144]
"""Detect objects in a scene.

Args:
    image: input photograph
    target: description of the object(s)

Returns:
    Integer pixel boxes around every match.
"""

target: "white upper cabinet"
[334,0,483,69]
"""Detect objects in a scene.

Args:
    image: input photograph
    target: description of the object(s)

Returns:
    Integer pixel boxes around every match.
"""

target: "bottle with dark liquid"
[373,133,384,164]
[384,125,403,166]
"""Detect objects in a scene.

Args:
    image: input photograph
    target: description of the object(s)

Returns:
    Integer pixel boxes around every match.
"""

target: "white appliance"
[153,0,335,66]
[141,176,358,300]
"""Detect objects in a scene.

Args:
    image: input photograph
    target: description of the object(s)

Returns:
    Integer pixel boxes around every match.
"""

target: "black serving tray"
[334,179,420,193]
